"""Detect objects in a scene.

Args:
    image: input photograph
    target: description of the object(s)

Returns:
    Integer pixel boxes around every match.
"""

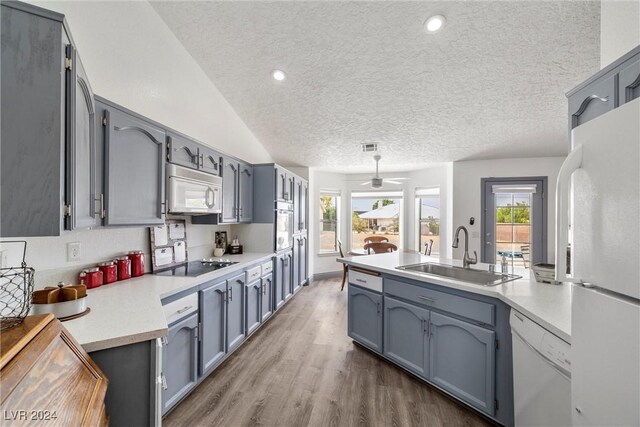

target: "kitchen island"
[338,251,571,427]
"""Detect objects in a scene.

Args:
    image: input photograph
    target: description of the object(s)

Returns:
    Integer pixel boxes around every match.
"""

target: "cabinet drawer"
[261,261,273,276]
[348,268,382,292]
[162,293,198,325]
[384,278,494,326]
[246,266,261,283]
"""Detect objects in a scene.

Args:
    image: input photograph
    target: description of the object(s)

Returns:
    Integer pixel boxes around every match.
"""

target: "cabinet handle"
[418,295,435,303]
[161,336,168,346]
[161,373,168,391]
[228,288,233,301]
[176,305,193,315]
[376,301,381,314]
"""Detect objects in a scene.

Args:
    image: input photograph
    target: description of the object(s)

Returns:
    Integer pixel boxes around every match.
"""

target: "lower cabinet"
[429,312,496,416]
[246,279,262,335]
[283,251,293,302]
[383,296,430,377]
[261,274,273,322]
[227,273,246,352]
[162,312,199,414]
[347,284,382,352]
[292,235,301,294]
[275,251,292,309]
[200,281,227,375]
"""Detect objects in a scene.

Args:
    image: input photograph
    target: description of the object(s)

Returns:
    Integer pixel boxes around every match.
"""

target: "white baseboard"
[309,270,342,283]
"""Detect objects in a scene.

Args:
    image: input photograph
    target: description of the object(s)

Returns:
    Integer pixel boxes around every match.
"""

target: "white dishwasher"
[510,310,571,427]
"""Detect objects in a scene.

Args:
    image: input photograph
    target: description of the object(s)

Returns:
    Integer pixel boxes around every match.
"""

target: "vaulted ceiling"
[151,1,600,172]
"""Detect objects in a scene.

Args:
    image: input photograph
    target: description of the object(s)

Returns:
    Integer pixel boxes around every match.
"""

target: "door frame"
[480,176,548,264]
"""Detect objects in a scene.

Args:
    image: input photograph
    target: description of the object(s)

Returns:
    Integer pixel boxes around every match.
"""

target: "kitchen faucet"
[452,225,477,269]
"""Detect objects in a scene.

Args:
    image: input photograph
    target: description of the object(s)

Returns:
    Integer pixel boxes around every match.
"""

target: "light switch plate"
[67,242,82,261]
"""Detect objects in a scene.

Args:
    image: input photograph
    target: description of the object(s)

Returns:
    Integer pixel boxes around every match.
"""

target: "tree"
[372,199,394,210]
[496,202,530,224]
[352,211,368,233]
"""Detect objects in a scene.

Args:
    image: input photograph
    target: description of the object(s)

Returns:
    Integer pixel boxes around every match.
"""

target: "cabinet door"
[292,236,301,294]
[275,168,287,201]
[261,274,273,322]
[300,235,308,284]
[568,74,616,131]
[274,255,285,310]
[167,132,199,170]
[200,146,221,176]
[286,174,295,202]
[619,57,640,105]
[283,251,293,301]
[103,107,165,226]
[66,48,99,230]
[221,157,238,223]
[246,280,261,335]
[293,179,301,232]
[238,162,253,223]
[383,296,430,377]
[226,274,245,352]
[162,313,198,414]
[199,281,227,375]
[348,284,382,352]
[429,312,496,416]
[300,181,308,231]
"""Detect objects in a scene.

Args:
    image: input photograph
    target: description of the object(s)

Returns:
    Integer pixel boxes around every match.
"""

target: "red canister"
[98,261,117,284]
[116,256,131,280]
[128,250,145,277]
[79,267,103,289]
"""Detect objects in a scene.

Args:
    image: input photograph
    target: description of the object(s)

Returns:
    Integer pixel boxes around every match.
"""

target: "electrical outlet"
[67,242,82,261]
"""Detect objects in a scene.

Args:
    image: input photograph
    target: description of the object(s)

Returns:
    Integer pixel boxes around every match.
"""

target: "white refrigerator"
[556,97,640,426]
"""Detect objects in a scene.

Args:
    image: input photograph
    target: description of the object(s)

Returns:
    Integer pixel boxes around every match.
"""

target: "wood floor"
[164,278,493,427]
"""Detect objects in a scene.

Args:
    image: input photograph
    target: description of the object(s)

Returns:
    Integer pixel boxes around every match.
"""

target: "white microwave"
[167,164,222,214]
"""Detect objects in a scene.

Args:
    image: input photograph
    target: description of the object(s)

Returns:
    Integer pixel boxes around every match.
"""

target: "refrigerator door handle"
[555,144,583,283]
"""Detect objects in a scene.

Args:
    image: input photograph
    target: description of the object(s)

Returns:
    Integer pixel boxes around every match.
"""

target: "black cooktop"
[154,259,239,277]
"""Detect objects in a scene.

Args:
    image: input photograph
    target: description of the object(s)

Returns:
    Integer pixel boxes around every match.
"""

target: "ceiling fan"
[360,154,408,188]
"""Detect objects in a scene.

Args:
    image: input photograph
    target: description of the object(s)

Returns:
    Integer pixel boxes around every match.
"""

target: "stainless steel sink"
[396,262,521,286]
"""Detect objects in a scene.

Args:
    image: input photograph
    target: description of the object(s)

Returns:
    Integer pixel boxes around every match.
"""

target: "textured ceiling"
[151,1,600,173]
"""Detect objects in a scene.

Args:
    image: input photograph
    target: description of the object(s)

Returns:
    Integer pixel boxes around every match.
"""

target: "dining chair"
[364,242,398,254]
[337,239,348,291]
[521,245,530,268]
[424,239,434,256]
[364,236,389,244]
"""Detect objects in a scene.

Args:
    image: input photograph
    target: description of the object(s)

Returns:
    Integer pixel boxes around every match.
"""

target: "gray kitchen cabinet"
[162,312,199,414]
[619,56,640,105]
[239,162,253,222]
[66,46,100,231]
[199,281,227,375]
[167,131,200,170]
[292,235,301,294]
[200,146,221,176]
[383,296,430,377]
[283,251,293,301]
[348,284,383,352]
[227,273,246,352]
[261,274,273,322]
[300,180,308,232]
[101,101,166,226]
[298,234,309,286]
[246,279,261,335]
[429,312,496,416]
[1,2,100,236]
[221,155,238,223]
[568,74,616,131]
[275,167,295,202]
[293,179,301,232]
[274,254,284,310]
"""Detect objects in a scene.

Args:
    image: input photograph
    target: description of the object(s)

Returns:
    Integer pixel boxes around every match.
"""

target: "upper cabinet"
[98,99,166,226]
[167,131,222,177]
[567,46,640,141]
[1,2,98,236]
[194,156,253,224]
[294,178,308,234]
[275,167,294,202]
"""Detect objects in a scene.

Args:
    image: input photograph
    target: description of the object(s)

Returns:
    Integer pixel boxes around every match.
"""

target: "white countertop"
[339,251,571,343]
[63,252,274,353]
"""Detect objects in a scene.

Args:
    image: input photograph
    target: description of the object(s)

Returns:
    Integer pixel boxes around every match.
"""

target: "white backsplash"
[0,218,231,288]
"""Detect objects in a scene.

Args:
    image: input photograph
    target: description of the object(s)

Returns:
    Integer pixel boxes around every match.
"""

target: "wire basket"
[0,241,35,331]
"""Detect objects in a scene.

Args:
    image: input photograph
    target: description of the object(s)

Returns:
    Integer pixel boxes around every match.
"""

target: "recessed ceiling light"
[424,15,446,33]
[272,70,286,81]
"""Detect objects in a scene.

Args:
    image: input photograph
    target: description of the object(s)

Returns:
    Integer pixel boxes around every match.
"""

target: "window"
[351,192,402,252]
[319,191,340,254]
[416,188,440,255]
